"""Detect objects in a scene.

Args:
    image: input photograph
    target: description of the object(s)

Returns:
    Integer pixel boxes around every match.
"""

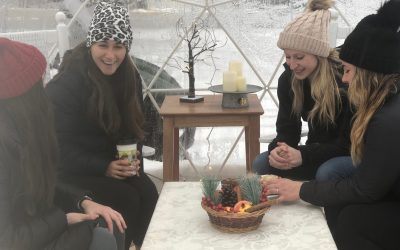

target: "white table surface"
[141,182,337,250]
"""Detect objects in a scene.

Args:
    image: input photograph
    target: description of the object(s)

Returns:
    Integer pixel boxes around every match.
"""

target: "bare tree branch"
[171,15,226,97]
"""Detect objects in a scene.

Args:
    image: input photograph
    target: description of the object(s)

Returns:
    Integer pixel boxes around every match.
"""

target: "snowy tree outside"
[0,0,385,188]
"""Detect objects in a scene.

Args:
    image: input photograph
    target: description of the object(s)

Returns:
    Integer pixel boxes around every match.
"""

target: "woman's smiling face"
[90,40,127,76]
[284,49,318,80]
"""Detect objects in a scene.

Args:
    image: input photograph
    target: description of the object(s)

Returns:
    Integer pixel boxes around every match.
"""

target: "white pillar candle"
[236,76,247,92]
[229,60,242,76]
[223,71,237,92]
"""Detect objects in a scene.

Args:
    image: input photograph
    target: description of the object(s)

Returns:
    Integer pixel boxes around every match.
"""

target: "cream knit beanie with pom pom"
[277,0,333,57]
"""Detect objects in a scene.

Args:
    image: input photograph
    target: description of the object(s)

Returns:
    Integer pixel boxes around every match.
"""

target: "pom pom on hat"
[86,1,133,51]
[340,0,400,74]
[0,38,46,99]
[376,0,400,30]
[277,0,333,58]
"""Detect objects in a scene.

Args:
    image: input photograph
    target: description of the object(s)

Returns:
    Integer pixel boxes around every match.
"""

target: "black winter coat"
[0,113,94,250]
[268,63,352,170]
[45,52,145,177]
[301,86,400,206]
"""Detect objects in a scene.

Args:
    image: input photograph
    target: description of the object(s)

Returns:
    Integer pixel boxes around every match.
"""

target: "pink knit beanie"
[277,0,333,57]
[0,38,46,99]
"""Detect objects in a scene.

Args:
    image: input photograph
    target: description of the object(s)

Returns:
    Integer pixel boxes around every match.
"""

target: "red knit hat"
[0,38,46,99]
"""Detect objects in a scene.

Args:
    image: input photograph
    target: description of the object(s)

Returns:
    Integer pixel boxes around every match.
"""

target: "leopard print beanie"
[86,1,132,51]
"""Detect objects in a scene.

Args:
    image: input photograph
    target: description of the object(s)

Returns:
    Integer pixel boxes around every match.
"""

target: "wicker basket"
[201,203,271,233]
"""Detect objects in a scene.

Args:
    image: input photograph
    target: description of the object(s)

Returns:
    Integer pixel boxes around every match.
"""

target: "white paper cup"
[116,144,137,164]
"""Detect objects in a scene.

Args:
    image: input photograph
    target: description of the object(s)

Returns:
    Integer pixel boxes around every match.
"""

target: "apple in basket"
[233,200,252,213]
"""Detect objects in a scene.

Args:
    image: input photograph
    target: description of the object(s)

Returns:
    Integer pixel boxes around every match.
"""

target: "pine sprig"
[239,174,262,205]
[201,176,221,205]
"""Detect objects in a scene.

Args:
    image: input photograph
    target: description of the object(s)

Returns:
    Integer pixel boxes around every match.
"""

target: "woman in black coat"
[252,0,352,180]
[45,2,158,249]
[0,38,126,250]
[265,1,400,249]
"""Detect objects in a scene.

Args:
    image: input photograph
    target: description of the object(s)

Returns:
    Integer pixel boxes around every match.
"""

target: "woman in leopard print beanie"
[46,2,158,249]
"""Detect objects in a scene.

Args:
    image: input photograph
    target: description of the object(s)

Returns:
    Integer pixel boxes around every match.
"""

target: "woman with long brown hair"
[265,0,400,248]
[45,2,158,249]
[0,38,126,250]
[252,0,352,180]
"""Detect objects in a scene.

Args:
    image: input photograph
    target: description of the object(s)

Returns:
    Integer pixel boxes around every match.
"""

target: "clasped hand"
[106,158,140,179]
[269,142,302,169]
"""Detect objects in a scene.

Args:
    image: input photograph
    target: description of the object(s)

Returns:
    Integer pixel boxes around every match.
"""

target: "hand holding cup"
[106,144,140,179]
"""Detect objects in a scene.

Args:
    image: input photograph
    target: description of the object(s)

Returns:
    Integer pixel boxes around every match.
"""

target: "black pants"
[329,202,400,250]
[62,173,158,249]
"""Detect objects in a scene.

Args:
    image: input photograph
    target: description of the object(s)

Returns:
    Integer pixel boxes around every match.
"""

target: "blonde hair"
[291,49,342,127]
[349,69,399,165]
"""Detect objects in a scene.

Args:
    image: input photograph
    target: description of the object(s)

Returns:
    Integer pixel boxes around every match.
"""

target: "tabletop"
[159,94,264,116]
[141,182,337,250]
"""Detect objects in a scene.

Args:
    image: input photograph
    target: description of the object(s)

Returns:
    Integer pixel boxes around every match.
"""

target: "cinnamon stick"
[245,200,276,213]
[233,185,242,202]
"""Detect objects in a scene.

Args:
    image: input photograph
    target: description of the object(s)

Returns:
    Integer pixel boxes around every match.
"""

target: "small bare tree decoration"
[173,16,222,103]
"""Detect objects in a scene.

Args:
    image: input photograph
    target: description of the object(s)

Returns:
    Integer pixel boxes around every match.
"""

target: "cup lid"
[116,144,137,150]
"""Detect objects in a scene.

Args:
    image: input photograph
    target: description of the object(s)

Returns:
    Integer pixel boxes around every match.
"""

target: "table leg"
[172,127,179,180]
[245,125,250,173]
[163,118,174,181]
[245,115,261,173]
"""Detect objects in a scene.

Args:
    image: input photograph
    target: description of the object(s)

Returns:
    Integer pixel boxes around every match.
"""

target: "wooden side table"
[159,94,264,181]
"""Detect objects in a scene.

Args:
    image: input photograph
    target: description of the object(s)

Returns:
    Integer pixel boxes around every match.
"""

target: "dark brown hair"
[0,82,57,222]
[57,42,145,142]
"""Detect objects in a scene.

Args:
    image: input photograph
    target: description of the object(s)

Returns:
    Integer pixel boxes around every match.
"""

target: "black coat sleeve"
[43,221,94,250]
[54,178,93,213]
[0,128,68,249]
[300,97,400,206]
[46,74,111,176]
[298,89,352,168]
[0,150,67,249]
[268,67,302,152]
[0,205,69,250]
[0,117,94,250]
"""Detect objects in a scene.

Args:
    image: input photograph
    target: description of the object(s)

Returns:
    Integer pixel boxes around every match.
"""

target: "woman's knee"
[126,176,158,205]
[316,156,354,181]
[252,151,269,175]
[94,219,126,250]
[89,227,118,250]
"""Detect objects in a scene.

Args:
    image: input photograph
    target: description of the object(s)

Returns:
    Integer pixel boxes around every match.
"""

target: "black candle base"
[222,93,248,108]
[179,95,205,103]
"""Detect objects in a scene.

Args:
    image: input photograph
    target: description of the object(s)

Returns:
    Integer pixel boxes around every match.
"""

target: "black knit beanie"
[339,0,400,74]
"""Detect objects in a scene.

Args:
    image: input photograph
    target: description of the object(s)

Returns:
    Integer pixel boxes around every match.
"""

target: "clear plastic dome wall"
[0,0,383,183]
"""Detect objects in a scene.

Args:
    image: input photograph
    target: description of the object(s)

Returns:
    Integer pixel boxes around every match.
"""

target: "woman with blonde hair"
[265,0,400,248]
[253,0,352,180]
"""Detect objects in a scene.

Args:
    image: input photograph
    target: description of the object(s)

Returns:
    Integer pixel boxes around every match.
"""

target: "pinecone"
[221,180,238,207]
